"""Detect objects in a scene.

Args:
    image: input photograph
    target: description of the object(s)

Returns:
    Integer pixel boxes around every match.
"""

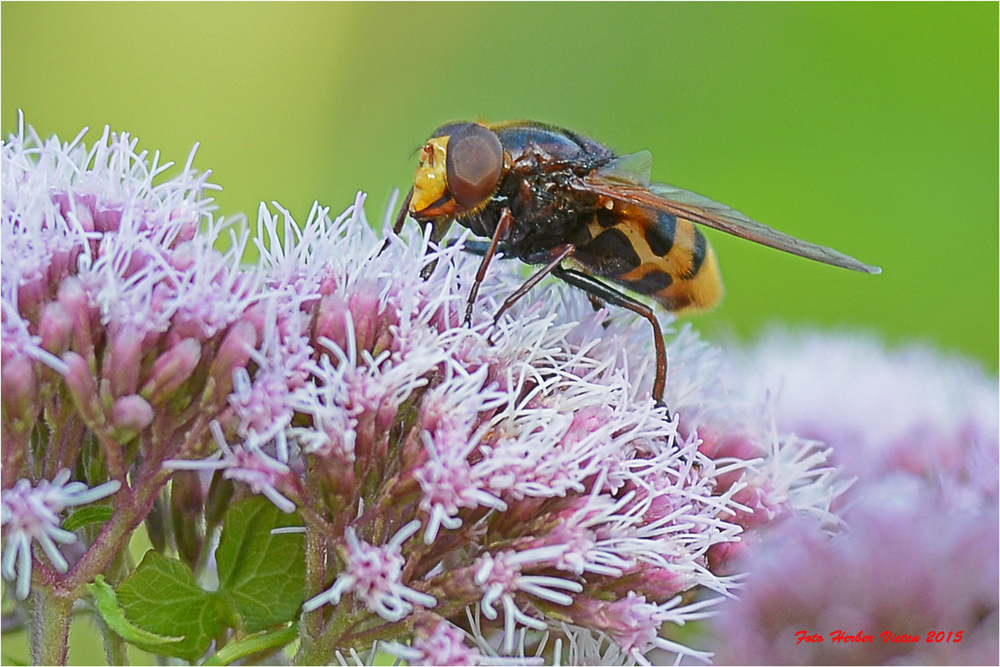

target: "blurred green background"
[1,3,997,664]
[3,3,997,370]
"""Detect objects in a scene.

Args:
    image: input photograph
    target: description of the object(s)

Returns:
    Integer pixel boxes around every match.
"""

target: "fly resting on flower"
[392,121,881,407]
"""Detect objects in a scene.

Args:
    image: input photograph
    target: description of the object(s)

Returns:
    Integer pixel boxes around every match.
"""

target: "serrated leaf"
[89,576,184,646]
[116,551,229,661]
[63,505,115,532]
[216,497,306,633]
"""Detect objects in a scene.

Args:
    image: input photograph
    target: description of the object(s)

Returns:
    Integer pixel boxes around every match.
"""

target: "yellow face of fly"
[409,137,454,219]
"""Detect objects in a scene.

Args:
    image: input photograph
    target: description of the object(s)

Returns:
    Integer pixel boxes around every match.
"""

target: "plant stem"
[102,620,131,666]
[301,528,326,641]
[293,605,362,666]
[30,586,73,666]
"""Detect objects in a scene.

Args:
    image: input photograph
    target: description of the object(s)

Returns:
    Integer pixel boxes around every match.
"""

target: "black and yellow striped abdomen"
[572,198,723,314]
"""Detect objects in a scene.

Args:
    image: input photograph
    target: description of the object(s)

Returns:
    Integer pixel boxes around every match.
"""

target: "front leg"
[488,244,577,333]
[464,208,514,327]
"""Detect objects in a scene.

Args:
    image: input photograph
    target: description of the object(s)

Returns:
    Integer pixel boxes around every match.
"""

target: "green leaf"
[89,576,184,646]
[215,497,306,633]
[115,551,229,661]
[201,623,299,666]
[63,505,115,532]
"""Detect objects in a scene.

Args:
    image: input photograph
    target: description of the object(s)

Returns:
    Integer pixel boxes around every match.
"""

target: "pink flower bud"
[92,204,123,233]
[103,324,144,397]
[316,287,396,358]
[697,427,760,493]
[51,191,71,217]
[140,338,201,404]
[314,293,350,354]
[732,483,785,529]
[47,246,82,288]
[56,275,87,312]
[375,401,401,436]
[62,351,104,426]
[1,353,39,434]
[38,301,73,356]
[170,210,199,243]
[588,592,660,655]
[168,240,197,272]
[403,619,483,665]
[205,320,256,403]
[57,276,96,356]
[348,284,382,354]
[707,539,747,573]
[16,274,47,324]
[242,303,267,341]
[317,450,359,496]
[561,406,612,447]
[110,394,154,437]
[610,565,689,602]
[53,192,96,232]
[73,196,96,233]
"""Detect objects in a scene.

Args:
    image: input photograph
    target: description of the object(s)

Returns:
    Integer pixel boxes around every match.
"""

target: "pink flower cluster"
[707,332,999,665]
[2,117,260,605]
[2,119,859,665]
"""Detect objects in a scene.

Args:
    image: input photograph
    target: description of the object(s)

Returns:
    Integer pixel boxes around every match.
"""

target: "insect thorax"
[457,165,601,264]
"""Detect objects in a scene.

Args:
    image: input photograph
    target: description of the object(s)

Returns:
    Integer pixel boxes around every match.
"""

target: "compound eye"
[445,124,503,209]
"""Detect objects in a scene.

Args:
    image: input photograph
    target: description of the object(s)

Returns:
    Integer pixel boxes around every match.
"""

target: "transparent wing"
[587,157,881,274]
[596,150,653,187]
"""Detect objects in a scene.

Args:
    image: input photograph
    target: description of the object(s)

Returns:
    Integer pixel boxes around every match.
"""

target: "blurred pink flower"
[706,331,999,665]
[731,330,998,498]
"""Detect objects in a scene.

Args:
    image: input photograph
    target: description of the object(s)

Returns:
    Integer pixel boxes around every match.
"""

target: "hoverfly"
[392,121,880,405]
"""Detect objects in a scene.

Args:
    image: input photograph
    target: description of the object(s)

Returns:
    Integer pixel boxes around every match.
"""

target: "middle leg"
[552,267,669,409]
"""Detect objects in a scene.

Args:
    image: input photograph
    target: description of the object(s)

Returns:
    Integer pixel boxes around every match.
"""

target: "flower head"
[385,620,486,666]
[414,428,508,544]
[1,471,120,599]
[303,520,436,622]
[165,421,299,513]
[2,119,861,665]
[1,115,264,609]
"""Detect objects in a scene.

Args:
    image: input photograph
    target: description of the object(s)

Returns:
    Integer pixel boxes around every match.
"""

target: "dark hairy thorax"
[457,123,616,264]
